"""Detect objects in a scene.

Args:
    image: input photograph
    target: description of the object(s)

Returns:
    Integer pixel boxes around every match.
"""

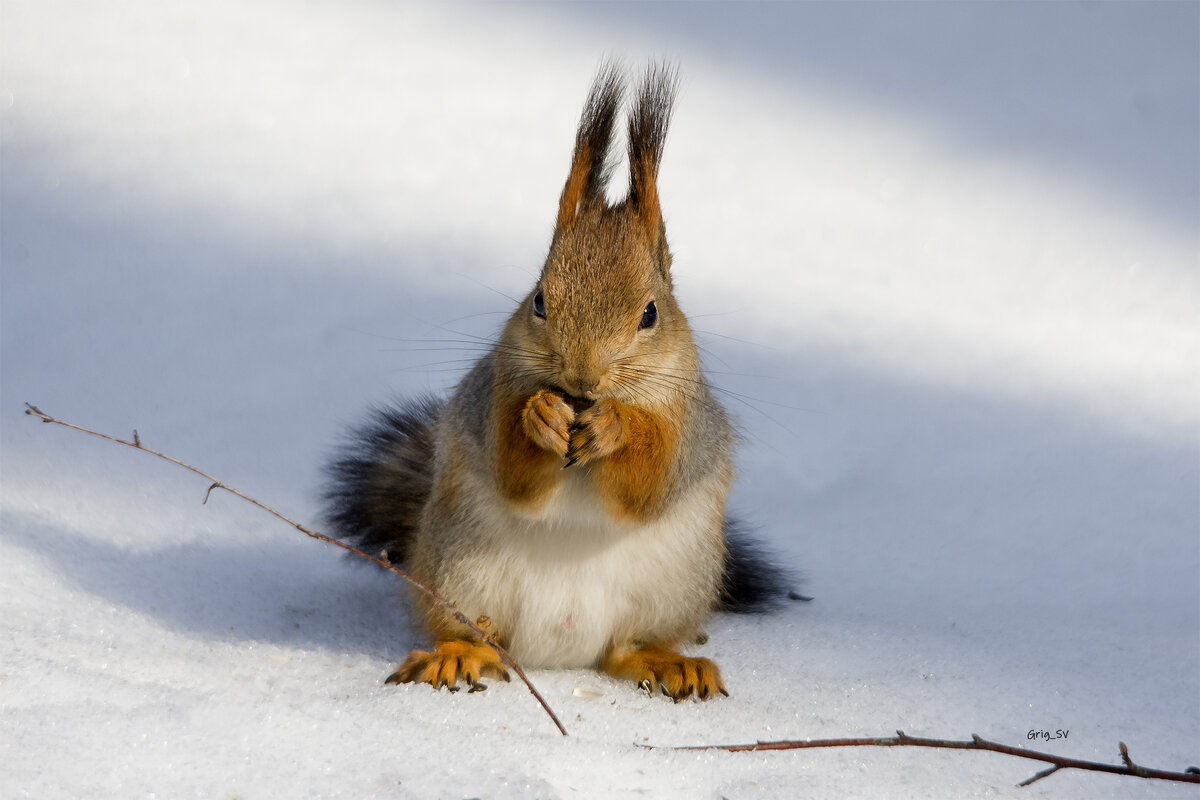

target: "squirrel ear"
[626,63,678,261]
[556,62,624,230]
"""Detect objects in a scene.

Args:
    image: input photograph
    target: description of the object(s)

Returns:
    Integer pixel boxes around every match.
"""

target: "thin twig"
[643,731,1200,787]
[1016,764,1060,787]
[24,403,568,737]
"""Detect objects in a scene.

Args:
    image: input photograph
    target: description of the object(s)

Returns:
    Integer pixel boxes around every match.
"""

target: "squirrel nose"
[561,371,602,400]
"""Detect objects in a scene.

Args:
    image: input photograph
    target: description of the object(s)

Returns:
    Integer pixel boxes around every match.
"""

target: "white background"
[2,2,1197,797]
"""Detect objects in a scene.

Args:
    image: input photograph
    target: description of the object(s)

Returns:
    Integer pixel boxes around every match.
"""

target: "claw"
[386,640,510,693]
[604,648,727,702]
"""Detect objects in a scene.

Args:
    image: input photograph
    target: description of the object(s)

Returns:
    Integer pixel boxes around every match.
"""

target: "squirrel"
[324,63,790,701]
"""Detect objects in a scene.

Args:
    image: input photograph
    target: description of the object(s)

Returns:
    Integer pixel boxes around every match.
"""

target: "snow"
[2,1,1197,797]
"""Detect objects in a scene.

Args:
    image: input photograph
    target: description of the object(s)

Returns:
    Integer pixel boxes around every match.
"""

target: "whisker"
[389,358,490,372]
[614,365,800,435]
[440,310,513,326]
[444,269,524,306]
[379,337,556,364]
[691,328,780,352]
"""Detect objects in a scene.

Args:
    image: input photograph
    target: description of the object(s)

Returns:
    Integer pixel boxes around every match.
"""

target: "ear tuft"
[555,61,625,230]
[626,63,678,242]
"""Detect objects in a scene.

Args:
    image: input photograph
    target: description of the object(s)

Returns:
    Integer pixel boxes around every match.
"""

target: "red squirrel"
[325,63,789,701]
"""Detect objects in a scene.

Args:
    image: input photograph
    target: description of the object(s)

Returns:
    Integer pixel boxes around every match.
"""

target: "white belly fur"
[443,468,725,668]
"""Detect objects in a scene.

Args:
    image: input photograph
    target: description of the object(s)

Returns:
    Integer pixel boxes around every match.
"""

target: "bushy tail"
[719,518,797,613]
[322,397,443,566]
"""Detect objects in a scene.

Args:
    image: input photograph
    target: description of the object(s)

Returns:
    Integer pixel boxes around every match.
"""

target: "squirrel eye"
[532,289,546,319]
[639,300,657,330]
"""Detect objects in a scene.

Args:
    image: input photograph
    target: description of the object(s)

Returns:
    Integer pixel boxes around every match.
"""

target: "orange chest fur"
[494,394,679,523]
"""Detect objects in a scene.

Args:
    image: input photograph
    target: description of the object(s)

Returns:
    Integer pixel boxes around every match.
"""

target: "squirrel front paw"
[522,389,574,458]
[566,399,625,467]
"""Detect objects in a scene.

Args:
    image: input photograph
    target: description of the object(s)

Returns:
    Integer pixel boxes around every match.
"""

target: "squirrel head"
[502,63,697,406]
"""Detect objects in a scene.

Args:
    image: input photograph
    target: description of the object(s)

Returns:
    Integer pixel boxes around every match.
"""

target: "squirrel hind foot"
[385,640,511,691]
[602,647,727,702]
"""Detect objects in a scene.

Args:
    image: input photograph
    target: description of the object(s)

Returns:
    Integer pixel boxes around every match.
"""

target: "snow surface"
[2,1,1197,798]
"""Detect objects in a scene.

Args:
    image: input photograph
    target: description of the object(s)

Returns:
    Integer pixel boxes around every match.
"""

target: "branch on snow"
[641,731,1200,787]
[26,402,1200,784]
[23,402,569,738]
